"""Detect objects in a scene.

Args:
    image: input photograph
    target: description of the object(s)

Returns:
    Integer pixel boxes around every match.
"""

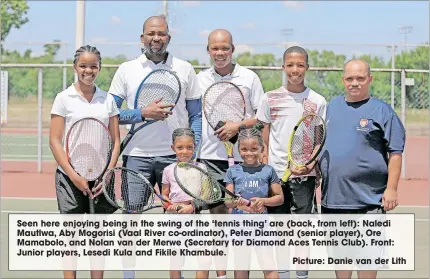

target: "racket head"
[203,81,246,133]
[102,167,156,213]
[174,162,224,204]
[65,117,112,181]
[134,69,181,113]
[288,113,327,167]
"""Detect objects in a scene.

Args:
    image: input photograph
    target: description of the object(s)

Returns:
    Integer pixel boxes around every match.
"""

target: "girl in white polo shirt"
[49,45,120,279]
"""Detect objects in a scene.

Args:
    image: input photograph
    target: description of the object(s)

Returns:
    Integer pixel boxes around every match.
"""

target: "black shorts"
[268,176,317,214]
[55,169,117,214]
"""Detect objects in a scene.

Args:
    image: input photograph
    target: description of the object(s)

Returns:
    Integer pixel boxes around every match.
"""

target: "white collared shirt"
[197,63,265,161]
[108,53,200,157]
[50,84,119,173]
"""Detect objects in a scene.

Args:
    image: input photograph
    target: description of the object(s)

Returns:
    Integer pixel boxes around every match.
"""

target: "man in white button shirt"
[196,29,265,279]
[108,15,202,279]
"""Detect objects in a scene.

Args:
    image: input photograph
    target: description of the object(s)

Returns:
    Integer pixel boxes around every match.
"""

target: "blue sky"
[3,1,429,65]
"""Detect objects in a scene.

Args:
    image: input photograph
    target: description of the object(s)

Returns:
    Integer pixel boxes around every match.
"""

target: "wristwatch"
[238,124,246,131]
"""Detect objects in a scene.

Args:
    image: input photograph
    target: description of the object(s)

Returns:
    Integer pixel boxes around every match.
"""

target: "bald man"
[195,29,265,279]
[318,59,405,279]
[108,15,202,279]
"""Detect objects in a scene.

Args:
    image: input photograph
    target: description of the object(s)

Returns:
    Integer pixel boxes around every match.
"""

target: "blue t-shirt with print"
[224,164,280,214]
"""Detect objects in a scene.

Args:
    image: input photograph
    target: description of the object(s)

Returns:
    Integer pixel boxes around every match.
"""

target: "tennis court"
[1,128,429,278]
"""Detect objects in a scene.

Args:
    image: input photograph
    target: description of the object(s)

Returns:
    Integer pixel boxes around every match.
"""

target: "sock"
[217,276,227,279]
[296,270,308,279]
[278,270,290,278]
[123,270,135,279]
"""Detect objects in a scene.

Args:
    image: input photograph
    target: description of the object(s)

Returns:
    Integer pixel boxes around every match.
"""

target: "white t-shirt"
[109,53,201,157]
[197,63,265,161]
[50,84,119,173]
[256,86,327,179]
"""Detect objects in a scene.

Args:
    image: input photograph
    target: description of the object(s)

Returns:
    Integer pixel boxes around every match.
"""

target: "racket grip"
[240,198,252,207]
[228,156,235,167]
[281,169,292,183]
[89,198,95,214]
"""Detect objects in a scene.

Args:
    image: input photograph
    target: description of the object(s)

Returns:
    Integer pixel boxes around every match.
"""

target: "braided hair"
[237,122,264,148]
[73,45,102,68]
[172,128,196,144]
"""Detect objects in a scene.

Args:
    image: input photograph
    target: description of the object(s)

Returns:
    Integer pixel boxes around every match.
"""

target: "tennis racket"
[120,69,181,153]
[203,81,246,166]
[281,113,327,183]
[102,167,180,213]
[65,117,113,214]
[173,162,251,206]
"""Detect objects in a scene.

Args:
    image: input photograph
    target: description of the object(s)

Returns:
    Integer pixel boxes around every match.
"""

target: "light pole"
[75,0,86,82]
[399,25,413,51]
[163,0,168,21]
[281,28,294,85]
[387,45,397,109]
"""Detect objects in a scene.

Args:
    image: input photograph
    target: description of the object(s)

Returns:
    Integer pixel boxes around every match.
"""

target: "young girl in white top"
[49,45,121,279]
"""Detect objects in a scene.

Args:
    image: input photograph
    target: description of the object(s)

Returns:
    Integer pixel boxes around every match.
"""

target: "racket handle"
[242,198,252,207]
[281,169,292,183]
[228,156,235,167]
[89,198,95,214]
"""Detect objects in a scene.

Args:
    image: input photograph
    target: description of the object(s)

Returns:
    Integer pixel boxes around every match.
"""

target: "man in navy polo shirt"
[318,59,406,279]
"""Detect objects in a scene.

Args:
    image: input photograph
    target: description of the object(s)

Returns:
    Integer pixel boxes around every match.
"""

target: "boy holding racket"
[49,45,121,279]
[256,46,327,279]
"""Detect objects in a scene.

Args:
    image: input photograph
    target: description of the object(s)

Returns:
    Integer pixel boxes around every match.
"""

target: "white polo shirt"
[50,84,119,173]
[197,63,265,162]
[256,86,327,178]
[109,53,200,157]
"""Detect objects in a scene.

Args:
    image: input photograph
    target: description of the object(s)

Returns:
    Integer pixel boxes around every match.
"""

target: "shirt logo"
[359,118,368,128]
[357,118,370,132]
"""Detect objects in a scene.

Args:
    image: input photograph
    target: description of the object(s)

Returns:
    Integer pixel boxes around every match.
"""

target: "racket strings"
[175,164,221,203]
[137,70,180,109]
[67,119,112,181]
[104,168,154,212]
[204,82,245,129]
[290,115,325,165]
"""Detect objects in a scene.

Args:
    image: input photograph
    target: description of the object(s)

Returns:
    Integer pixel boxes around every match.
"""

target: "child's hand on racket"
[290,165,313,176]
[70,174,94,199]
[250,197,265,212]
[141,98,175,120]
[214,120,240,142]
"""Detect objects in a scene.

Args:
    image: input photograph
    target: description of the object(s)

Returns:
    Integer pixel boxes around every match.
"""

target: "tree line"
[1,0,428,108]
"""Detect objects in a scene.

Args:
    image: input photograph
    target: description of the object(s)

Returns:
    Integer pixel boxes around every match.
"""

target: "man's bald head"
[143,15,169,33]
[344,59,371,76]
[208,29,233,47]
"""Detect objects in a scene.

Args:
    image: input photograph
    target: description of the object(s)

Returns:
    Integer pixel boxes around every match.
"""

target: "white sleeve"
[108,64,127,99]
[185,65,200,100]
[318,98,327,120]
[256,94,271,124]
[250,74,265,111]
[108,94,120,118]
[50,93,66,117]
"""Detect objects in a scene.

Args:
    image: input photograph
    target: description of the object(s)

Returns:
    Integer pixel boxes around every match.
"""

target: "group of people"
[49,14,406,279]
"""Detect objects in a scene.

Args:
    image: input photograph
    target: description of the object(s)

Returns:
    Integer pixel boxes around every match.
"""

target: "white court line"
[1,197,429,209]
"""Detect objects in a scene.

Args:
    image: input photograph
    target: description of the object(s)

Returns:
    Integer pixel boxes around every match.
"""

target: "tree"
[1,0,29,42]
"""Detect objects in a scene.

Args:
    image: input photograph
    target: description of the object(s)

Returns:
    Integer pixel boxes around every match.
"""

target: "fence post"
[38,68,43,173]
[400,69,406,179]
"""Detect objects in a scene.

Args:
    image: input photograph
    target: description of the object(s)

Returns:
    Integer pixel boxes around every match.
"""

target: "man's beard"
[142,43,168,56]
